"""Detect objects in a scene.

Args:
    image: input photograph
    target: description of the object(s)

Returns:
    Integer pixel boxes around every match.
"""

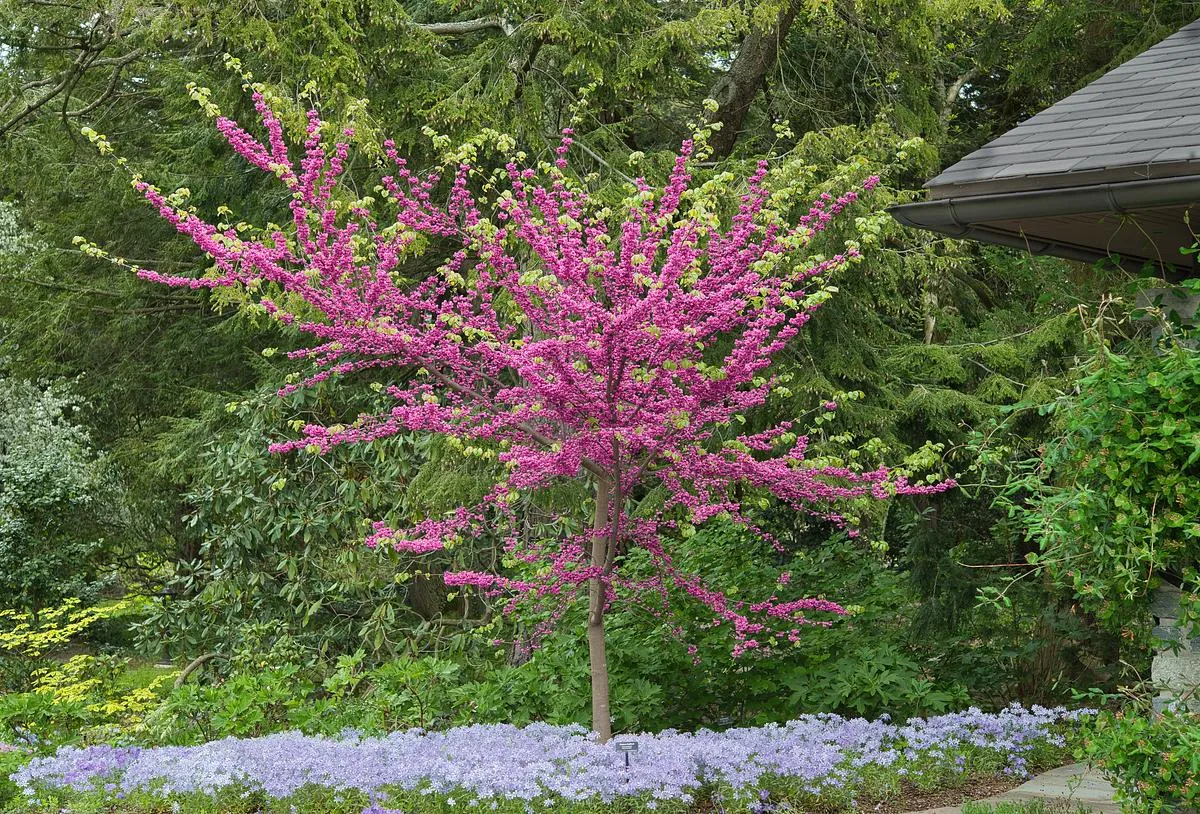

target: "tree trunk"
[588,476,613,742]
[923,288,938,345]
[706,1,802,158]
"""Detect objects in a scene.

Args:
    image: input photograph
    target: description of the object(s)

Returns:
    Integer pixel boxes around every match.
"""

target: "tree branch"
[548,131,634,184]
[65,48,143,117]
[0,273,196,302]
[1,47,91,136]
[706,1,803,159]
[0,19,142,137]
[82,303,206,315]
[415,17,514,37]
[940,67,978,124]
[174,653,222,688]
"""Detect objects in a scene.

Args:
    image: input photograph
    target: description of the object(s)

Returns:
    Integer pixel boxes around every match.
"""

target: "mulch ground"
[690,773,1027,813]
[877,774,1026,813]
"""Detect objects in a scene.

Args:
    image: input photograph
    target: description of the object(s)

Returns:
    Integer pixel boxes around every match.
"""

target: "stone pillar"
[1150,584,1200,712]
[1134,287,1200,347]
[1137,288,1199,712]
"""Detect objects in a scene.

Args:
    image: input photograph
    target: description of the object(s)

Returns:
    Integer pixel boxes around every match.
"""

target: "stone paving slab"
[909,763,1119,814]
[991,763,1120,812]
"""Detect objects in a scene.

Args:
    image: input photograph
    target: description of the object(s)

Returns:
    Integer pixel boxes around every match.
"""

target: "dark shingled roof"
[892,19,1200,277]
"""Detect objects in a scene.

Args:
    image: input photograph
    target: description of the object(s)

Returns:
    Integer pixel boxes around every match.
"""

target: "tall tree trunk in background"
[707,1,802,158]
[939,68,979,128]
[924,288,939,345]
[588,476,613,742]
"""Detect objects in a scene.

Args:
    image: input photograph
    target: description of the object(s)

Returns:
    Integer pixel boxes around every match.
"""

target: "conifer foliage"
[126,91,950,739]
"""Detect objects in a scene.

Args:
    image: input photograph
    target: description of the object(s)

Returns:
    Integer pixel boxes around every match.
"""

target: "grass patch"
[962,801,1095,813]
[116,660,178,693]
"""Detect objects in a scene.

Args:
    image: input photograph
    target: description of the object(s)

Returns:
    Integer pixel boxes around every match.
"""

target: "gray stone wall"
[1150,584,1200,712]
[1135,287,1200,348]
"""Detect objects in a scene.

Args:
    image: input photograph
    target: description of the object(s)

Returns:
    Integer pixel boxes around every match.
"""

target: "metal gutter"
[891,174,1200,230]
[889,173,1200,275]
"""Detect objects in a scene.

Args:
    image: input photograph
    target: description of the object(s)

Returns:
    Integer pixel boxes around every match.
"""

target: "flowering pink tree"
[126,94,948,740]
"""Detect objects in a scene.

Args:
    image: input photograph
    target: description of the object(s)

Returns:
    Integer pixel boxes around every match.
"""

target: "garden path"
[908,763,1119,813]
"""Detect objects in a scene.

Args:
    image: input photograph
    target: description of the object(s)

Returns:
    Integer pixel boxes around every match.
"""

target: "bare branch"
[549,132,634,185]
[0,273,197,303]
[65,48,144,117]
[941,67,979,124]
[88,48,145,69]
[0,21,142,137]
[415,16,514,37]
[87,303,206,315]
[1,48,90,136]
[174,653,223,688]
[19,78,60,90]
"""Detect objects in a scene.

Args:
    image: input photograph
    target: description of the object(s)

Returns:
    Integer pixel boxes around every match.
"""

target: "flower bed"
[11,705,1089,813]
[0,741,29,809]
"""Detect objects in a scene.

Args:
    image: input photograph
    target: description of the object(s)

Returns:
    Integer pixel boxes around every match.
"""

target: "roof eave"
[890,172,1200,275]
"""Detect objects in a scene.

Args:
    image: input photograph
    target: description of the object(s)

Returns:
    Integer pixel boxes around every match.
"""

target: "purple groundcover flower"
[11,706,1089,807]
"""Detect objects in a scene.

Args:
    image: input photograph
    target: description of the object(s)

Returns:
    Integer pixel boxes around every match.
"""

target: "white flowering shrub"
[0,201,43,257]
[0,377,118,616]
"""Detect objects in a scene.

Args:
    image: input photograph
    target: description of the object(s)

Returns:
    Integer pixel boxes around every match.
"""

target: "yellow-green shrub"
[0,599,174,747]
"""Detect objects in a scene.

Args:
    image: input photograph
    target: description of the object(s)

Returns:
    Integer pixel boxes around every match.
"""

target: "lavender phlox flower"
[11,706,1091,805]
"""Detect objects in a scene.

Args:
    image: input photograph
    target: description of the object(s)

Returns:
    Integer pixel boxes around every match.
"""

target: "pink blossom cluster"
[134,98,951,657]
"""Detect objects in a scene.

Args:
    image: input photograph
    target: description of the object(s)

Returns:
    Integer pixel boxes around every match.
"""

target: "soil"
[877,774,1027,813]
[690,773,1029,813]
